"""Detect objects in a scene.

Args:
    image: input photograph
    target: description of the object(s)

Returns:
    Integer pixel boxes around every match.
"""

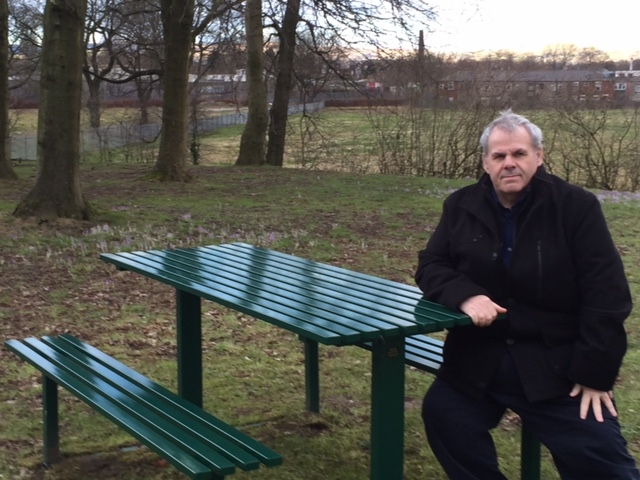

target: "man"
[415,109,640,479]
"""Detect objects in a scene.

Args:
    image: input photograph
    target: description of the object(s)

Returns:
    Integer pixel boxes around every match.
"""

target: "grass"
[1,161,640,480]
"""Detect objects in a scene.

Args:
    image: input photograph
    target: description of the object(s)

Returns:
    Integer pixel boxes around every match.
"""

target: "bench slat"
[404,336,444,374]
[6,338,217,479]
[35,337,262,470]
[5,335,283,478]
[51,334,282,467]
[21,338,244,473]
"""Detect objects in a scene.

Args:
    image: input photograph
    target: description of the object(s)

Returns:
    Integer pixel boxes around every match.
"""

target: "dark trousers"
[422,353,640,480]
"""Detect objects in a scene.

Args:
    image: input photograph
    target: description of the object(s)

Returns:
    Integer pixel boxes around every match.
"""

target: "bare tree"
[264,0,299,167]
[235,0,268,165]
[189,5,244,163]
[546,104,640,191]
[576,47,610,69]
[541,44,578,70]
[110,0,164,125]
[260,0,436,168]
[83,0,121,129]
[149,0,196,181]
[7,0,43,101]
[13,0,90,219]
[0,0,15,179]
[151,0,242,180]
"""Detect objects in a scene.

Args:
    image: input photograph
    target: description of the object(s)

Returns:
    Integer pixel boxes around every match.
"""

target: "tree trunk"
[264,0,299,167]
[152,0,194,181]
[85,76,102,129]
[235,0,267,166]
[0,0,15,180]
[13,0,90,220]
[135,77,153,125]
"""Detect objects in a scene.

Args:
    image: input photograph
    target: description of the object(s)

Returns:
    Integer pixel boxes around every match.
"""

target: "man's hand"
[570,384,617,422]
[459,295,507,327]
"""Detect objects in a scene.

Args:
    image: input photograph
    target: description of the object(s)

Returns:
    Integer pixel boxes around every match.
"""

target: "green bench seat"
[5,334,282,480]
[302,333,541,480]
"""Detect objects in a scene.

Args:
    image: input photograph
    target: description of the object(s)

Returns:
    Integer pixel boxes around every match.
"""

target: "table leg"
[43,375,60,466]
[302,337,320,413]
[370,335,405,480]
[521,427,541,480]
[176,289,202,408]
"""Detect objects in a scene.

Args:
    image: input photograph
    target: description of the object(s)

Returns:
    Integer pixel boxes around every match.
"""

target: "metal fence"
[11,101,324,161]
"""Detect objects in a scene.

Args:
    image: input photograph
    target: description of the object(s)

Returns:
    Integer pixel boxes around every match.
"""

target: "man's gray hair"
[479,109,543,154]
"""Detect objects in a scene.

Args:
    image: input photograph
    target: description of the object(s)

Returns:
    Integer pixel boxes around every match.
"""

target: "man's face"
[482,125,543,208]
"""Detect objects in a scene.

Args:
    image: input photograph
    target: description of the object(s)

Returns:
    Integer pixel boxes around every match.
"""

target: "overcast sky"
[420,0,640,60]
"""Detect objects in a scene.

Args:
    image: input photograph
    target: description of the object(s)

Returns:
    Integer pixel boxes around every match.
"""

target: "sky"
[419,0,640,61]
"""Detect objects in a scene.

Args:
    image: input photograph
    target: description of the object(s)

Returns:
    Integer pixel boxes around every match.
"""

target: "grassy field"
[1,161,640,479]
[11,106,640,192]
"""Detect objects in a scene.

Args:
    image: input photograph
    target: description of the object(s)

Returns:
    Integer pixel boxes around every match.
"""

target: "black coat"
[415,167,631,402]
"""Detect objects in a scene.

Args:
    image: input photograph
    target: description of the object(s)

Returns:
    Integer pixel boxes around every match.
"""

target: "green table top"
[100,242,471,346]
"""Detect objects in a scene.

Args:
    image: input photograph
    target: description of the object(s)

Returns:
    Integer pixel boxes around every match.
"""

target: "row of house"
[135,67,640,108]
[436,69,640,106]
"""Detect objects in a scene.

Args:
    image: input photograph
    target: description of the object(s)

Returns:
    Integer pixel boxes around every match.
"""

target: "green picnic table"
[100,242,540,480]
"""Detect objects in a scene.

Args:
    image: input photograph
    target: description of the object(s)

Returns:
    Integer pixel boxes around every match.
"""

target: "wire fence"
[11,101,324,162]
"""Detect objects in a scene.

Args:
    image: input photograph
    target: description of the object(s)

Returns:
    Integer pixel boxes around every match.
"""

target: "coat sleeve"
[414,196,490,312]
[566,193,632,391]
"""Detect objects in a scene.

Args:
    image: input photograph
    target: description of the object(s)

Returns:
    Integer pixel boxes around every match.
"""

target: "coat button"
[506,338,515,345]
